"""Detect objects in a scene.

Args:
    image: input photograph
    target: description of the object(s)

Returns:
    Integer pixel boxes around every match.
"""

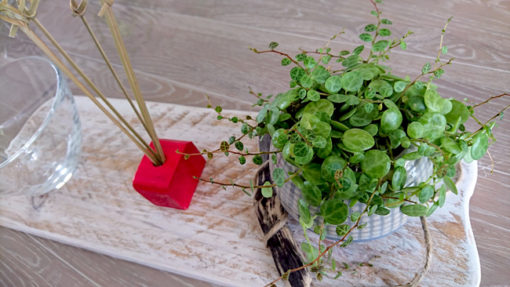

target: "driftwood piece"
[254,136,311,287]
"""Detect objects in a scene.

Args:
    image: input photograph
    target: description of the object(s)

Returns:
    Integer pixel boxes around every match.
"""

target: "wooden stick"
[15,22,160,164]
[69,0,149,136]
[256,135,312,287]
[98,0,165,164]
[31,18,161,164]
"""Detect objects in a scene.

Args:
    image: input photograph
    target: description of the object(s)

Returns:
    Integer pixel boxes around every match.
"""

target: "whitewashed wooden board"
[0,96,480,286]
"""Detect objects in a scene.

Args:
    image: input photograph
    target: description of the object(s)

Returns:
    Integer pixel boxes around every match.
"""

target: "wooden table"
[1,0,509,286]
[0,97,481,286]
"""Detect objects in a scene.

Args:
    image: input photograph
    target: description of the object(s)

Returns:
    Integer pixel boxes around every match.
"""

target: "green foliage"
[246,20,495,238]
[209,3,499,281]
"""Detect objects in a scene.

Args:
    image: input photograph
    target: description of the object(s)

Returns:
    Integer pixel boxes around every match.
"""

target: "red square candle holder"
[132,139,206,210]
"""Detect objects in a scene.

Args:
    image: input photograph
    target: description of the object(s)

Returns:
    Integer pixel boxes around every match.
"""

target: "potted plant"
[198,0,508,284]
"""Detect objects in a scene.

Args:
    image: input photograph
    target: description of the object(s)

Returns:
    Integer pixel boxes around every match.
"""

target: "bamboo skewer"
[98,0,166,163]
[20,24,160,164]
[31,18,160,163]
[1,0,166,165]
[69,0,150,137]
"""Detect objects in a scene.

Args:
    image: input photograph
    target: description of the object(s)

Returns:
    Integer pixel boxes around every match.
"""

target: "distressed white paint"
[0,97,480,286]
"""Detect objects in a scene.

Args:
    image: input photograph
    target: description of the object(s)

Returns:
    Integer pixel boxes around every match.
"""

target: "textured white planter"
[271,150,433,241]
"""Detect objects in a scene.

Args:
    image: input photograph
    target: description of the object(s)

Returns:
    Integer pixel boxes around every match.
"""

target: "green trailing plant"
[190,0,509,285]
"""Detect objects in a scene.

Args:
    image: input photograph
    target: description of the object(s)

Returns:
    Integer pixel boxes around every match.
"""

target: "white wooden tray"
[0,96,480,286]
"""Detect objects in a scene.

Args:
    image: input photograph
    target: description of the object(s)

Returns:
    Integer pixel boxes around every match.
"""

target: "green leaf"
[302,181,322,206]
[300,75,314,89]
[303,99,335,118]
[400,41,407,50]
[442,46,448,54]
[375,206,390,215]
[281,58,291,66]
[336,224,350,236]
[298,199,313,228]
[443,176,458,195]
[312,136,327,148]
[441,137,461,154]
[358,66,381,81]
[361,150,391,178]
[368,79,393,98]
[392,166,407,191]
[427,202,439,216]
[359,33,373,42]
[381,18,392,25]
[349,153,365,164]
[317,138,333,158]
[215,106,222,113]
[300,113,331,139]
[301,242,319,263]
[302,163,322,185]
[341,71,363,92]
[296,53,307,62]
[304,56,317,69]
[434,69,445,79]
[272,168,286,187]
[380,108,403,133]
[268,41,279,49]
[327,94,348,103]
[379,28,391,37]
[408,96,426,112]
[253,155,263,165]
[261,181,273,198]
[471,131,489,160]
[238,156,246,165]
[364,124,378,136]
[322,55,332,64]
[220,140,230,152]
[353,45,365,55]
[342,128,375,152]
[446,100,470,127]
[234,141,244,151]
[438,185,446,207]
[364,24,377,32]
[407,122,424,139]
[293,141,309,158]
[307,89,321,101]
[400,204,428,216]
[325,76,342,93]
[310,65,330,84]
[290,67,306,81]
[424,88,452,114]
[402,151,422,160]
[372,40,389,52]
[419,112,447,140]
[321,199,348,225]
[342,55,361,68]
[394,81,408,93]
[321,155,347,182]
[350,211,361,222]
[422,63,431,74]
[272,129,289,149]
[419,185,434,203]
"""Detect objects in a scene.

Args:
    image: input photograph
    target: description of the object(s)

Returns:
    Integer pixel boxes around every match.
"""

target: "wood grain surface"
[0,97,482,287]
[1,0,509,286]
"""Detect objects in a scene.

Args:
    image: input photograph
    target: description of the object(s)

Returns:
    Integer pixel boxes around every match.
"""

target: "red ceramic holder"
[132,139,206,210]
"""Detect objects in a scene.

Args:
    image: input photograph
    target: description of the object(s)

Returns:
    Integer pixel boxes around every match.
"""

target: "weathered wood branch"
[254,135,311,287]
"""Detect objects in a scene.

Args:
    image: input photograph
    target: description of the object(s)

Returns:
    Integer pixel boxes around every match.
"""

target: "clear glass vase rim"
[0,55,65,168]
